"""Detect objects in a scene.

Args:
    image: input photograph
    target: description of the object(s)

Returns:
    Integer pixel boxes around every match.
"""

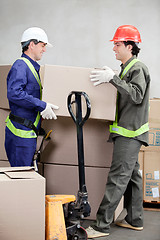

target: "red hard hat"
[110,25,141,43]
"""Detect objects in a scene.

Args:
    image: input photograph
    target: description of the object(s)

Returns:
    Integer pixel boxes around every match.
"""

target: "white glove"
[90,66,115,86]
[41,103,59,120]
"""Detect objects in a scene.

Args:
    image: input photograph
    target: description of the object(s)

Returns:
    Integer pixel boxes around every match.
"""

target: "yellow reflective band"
[109,122,149,138]
[34,111,41,127]
[6,112,40,139]
[120,59,139,79]
[19,57,42,100]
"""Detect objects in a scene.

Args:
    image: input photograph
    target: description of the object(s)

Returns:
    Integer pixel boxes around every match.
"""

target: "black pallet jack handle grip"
[67,91,91,127]
[67,91,91,192]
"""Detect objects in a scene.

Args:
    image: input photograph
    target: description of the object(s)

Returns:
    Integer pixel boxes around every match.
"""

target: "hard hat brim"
[46,42,53,47]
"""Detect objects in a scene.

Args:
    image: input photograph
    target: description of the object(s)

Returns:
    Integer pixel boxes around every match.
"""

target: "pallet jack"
[45,91,91,240]
[66,91,91,239]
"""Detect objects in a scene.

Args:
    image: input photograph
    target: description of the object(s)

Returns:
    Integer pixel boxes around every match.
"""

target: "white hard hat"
[21,27,52,47]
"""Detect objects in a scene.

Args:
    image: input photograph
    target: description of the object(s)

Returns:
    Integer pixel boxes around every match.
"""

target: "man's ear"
[28,41,35,50]
[127,44,133,52]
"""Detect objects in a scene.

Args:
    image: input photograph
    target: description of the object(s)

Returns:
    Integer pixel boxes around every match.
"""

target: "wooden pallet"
[143,201,160,212]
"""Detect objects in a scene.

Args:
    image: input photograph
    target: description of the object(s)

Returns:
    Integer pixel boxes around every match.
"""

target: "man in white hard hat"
[5,27,58,168]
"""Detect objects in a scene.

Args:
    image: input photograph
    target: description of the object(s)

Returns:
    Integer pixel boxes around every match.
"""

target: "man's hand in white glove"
[90,66,115,86]
[41,103,59,120]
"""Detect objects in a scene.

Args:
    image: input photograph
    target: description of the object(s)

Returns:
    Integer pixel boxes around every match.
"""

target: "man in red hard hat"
[86,25,151,238]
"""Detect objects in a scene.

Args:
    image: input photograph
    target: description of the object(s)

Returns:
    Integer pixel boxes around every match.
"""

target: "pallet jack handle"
[67,91,91,219]
[68,91,91,128]
[68,91,91,192]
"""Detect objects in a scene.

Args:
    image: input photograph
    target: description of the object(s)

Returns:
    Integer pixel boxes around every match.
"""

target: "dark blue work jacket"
[7,53,46,131]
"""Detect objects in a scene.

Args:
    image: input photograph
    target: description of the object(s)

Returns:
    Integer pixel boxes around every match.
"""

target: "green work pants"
[92,136,143,233]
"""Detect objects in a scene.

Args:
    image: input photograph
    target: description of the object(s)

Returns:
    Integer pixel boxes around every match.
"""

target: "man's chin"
[35,57,42,61]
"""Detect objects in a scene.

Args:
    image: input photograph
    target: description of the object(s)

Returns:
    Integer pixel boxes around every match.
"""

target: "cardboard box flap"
[0,166,33,173]
[4,170,38,179]
[0,166,39,179]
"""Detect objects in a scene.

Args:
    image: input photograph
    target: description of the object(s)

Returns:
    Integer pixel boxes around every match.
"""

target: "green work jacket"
[109,56,151,146]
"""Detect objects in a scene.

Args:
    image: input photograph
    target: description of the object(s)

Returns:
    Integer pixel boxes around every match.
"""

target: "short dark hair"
[21,39,39,53]
[123,41,140,57]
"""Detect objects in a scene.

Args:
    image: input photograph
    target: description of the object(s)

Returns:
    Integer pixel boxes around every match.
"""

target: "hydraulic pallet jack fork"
[66,91,91,239]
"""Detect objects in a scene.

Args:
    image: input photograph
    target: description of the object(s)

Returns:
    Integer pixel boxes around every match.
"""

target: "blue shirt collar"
[21,53,40,72]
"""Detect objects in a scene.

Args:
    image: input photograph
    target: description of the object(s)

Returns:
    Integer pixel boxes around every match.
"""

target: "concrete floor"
[81,208,160,240]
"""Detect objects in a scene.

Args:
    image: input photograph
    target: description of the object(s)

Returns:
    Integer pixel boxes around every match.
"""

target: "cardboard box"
[0,65,11,109]
[148,127,160,147]
[138,150,144,200]
[0,104,114,168]
[0,160,10,167]
[37,162,44,176]
[42,65,117,120]
[0,167,45,240]
[149,98,160,123]
[143,151,160,202]
[141,98,160,151]
[44,163,123,220]
[139,150,144,178]
[39,65,45,86]
[0,108,10,160]
[114,196,124,221]
[0,64,117,120]
[41,117,113,167]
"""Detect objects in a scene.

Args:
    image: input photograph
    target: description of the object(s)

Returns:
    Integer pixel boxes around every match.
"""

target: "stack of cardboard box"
[140,99,160,203]
[0,64,126,221]
[0,66,46,240]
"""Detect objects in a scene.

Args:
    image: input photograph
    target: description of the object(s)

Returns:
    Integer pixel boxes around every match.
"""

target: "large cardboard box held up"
[42,65,117,120]
[0,167,45,240]
[0,64,117,121]
[143,151,160,202]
